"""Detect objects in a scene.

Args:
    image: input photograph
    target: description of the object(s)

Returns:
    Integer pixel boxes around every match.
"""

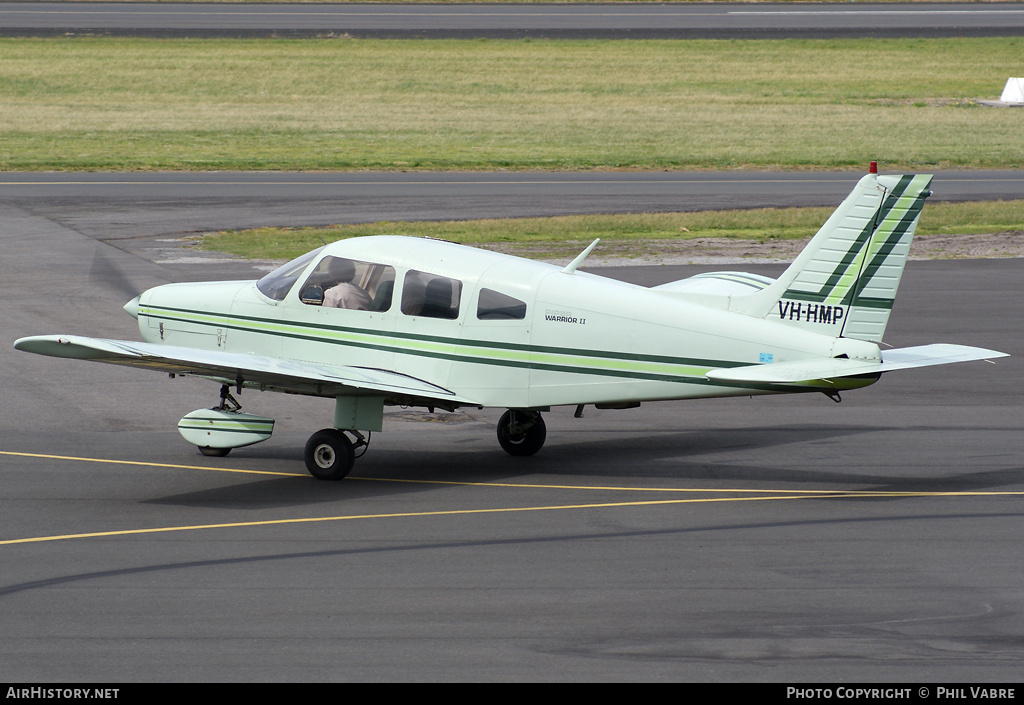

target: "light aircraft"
[14,168,1007,480]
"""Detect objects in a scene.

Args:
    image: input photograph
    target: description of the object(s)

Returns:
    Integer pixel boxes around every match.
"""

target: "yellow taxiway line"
[3,450,1022,546]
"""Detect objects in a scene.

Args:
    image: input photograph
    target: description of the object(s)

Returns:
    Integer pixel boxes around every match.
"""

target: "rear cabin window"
[477,288,527,320]
[401,270,462,320]
[298,256,395,312]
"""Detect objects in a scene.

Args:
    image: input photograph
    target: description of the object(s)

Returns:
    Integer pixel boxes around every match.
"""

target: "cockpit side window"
[299,256,396,312]
[477,288,527,320]
[401,270,462,319]
[256,247,324,302]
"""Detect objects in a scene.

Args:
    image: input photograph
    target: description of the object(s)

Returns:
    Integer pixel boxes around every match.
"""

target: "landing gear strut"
[497,410,546,456]
[217,384,241,412]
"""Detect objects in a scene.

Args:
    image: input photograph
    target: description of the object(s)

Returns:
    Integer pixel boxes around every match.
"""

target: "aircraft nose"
[123,295,140,319]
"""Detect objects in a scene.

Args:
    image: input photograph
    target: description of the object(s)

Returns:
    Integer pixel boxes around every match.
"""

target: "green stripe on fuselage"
[139,304,750,386]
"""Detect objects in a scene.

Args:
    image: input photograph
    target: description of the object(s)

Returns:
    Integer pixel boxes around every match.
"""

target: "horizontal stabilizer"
[706,344,1007,385]
[706,357,882,385]
[876,343,1009,372]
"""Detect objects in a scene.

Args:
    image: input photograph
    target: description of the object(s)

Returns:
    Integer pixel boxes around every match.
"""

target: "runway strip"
[2,171,1021,242]
[4,2,1024,38]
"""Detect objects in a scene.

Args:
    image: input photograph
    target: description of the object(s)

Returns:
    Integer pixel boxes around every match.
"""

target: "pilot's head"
[325,257,356,285]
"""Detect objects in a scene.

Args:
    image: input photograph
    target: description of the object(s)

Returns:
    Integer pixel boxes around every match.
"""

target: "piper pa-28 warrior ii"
[15,168,1008,480]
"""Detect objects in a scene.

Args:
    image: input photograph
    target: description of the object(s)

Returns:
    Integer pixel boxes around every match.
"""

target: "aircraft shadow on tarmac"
[142,422,994,509]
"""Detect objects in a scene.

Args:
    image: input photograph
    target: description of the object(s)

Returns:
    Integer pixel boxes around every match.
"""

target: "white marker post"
[999,78,1024,104]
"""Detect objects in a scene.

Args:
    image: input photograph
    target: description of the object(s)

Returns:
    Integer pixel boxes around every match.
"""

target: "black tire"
[304,428,355,481]
[199,446,231,457]
[496,410,546,457]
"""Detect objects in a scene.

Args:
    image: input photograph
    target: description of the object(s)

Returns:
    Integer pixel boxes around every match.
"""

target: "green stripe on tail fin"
[739,173,932,342]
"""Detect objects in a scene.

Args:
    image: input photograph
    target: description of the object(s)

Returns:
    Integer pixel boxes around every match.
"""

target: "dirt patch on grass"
[480,231,1024,266]
[910,231,1024,260]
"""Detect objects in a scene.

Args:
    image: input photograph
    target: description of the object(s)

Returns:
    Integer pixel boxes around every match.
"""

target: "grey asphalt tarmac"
[3,170,1023,242]
[1,177,1022,681]
[3,2,1024,38]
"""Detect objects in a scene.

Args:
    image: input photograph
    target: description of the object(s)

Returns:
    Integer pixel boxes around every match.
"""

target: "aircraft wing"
[13,334,477,405]
[705,344,1007,385]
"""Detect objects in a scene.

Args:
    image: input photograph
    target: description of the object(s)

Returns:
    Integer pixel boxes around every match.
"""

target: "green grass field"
[2,36,1022,171]
[4,35,1019,257]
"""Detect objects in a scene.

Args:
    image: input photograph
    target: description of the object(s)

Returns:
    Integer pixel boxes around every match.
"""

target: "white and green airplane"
[14,170,1007,480]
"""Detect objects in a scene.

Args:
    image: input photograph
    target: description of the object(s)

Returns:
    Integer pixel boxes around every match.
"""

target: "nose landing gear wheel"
[304,429,355,480]
[497,410,546,456]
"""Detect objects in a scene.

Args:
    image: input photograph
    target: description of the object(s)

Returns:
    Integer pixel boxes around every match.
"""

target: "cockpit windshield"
[256,247,324,301]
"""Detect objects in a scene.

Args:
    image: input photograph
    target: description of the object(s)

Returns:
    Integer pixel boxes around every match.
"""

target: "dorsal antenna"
[562,238,600,275]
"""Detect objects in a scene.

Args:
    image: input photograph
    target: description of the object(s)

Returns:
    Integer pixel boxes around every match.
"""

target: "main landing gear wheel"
[497,410,546,457]
[304,429,355,481]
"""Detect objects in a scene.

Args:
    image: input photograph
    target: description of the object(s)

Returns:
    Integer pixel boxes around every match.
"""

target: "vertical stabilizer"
[746,172,932,342]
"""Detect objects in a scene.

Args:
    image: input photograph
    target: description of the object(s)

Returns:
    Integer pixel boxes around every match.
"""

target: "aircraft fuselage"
[135,236,880,411]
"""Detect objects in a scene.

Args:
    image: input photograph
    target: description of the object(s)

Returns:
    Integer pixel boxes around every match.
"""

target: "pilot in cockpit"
[322,258,373,310]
